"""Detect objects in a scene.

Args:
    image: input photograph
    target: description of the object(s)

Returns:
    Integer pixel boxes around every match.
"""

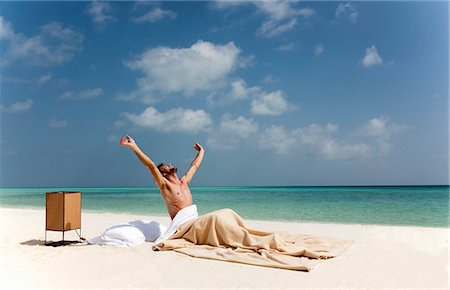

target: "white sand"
[0,207,448,289]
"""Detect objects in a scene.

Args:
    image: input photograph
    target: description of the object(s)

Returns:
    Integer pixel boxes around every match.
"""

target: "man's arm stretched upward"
[120,135,166,188]
[182,142,205,184]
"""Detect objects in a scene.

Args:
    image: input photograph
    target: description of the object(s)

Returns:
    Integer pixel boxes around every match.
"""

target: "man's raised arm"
[120,135,166,188]
[182,142,205,184]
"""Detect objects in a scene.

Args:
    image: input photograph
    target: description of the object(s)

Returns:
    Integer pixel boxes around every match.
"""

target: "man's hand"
[193,142,204,152]
[120,135,137,149]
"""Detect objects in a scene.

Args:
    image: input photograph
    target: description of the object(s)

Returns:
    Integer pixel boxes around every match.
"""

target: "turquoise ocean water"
[0,186,448,227]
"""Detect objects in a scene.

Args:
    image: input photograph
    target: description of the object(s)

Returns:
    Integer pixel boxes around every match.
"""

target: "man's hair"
[157,163,164,172]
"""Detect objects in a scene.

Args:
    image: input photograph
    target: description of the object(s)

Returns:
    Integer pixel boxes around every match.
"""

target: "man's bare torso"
[119,135,203,220]
[160,178,193,220]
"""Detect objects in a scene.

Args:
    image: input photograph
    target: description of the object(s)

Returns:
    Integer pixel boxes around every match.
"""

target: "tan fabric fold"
[153,208,354,271]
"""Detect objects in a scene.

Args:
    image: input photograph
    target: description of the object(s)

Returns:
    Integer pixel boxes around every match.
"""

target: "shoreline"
[0,205,447,229]
[1,206,448,288]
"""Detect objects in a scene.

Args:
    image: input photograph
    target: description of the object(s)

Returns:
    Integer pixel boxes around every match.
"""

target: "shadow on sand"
[20,239,86,247]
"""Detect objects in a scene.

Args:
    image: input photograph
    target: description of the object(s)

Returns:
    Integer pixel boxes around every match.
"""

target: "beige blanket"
[153,208,354,271]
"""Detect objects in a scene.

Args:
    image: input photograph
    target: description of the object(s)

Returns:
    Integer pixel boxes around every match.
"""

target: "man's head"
[157,163,178,177]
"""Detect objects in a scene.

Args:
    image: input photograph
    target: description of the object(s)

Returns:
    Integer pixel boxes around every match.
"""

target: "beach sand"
[0,207,448,289]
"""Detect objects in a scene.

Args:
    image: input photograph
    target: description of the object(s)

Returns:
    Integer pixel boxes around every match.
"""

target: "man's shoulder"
[179,175,187,184]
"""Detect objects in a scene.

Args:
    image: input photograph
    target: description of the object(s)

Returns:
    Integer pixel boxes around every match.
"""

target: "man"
[117,135,352,270]
[119,134,204,220]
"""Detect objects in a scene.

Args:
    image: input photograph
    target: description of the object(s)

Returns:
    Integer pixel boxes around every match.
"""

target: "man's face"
[159,163,177,176]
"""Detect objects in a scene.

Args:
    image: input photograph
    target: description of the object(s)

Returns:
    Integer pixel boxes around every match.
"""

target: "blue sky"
[0,1,448,187]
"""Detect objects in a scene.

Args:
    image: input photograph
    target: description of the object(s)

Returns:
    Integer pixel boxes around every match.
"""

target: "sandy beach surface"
[1,207,448,289]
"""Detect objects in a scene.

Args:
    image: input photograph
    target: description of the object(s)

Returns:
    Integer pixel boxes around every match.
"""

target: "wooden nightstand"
[45,191,82,243]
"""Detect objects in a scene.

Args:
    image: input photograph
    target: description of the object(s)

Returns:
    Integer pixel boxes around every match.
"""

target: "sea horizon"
[1,185,448,228]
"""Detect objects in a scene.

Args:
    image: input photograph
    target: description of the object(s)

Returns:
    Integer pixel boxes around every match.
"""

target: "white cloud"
[256,1,308,21]
[220,115,258,138]
[238,54,255,69]
[57,88,103,100]
[0,16,14,39]
[49,118,68,128]
[86,1,117,25]
[0,99,33,113]
[78,88,104,99]
[0,17,83,67]
[119,40,241,103]
[260,118,403,159]
[277,42,297,52]
[359,116,406,140]
[207,78,292,115]
[315,44,324,56]
[133,7,177,23]
[36,74,53,86]
[262,75,278,84]
[255,1,315,38]
[358,116,408,154]
[295,123,370,159]
[258,125,299,155]
[250,90,292,116]
[1,74,69,88]
[335,2,358,23]
[228,79,250,101]
[258,123,371,159]
[58,91,74,100]
[362,45,383,67]
[258,18,297,38]
[211,1,314,38]
[320,139,371,160]
[204,115,407,159]
[295,123,338,145]
[207,114,258,150]
[227,79,261,101]
[122,106,213,134]
[209,0,247,10]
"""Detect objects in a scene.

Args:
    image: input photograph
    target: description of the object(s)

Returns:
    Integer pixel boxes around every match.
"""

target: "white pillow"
[102,224,146,246]
[128,220,167,242]
[88,220,168,247]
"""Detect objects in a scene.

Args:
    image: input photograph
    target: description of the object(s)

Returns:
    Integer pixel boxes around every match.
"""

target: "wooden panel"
[63,192,81,230]
[46,193,64,231]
